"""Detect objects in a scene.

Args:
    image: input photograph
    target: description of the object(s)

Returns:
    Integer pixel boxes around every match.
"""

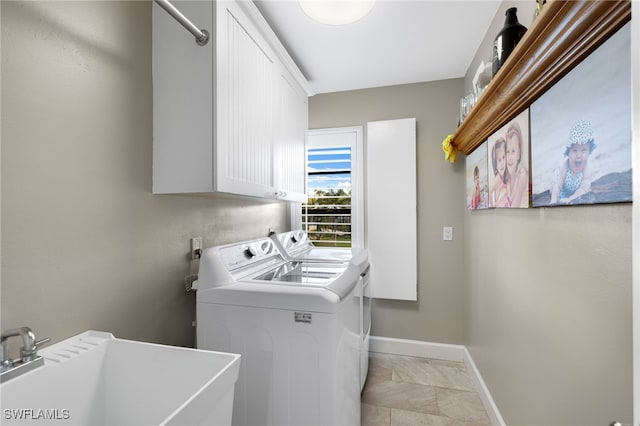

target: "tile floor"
[361,352,491,426]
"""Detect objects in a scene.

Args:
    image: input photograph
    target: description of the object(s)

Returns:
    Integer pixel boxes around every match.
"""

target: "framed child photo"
[530,22,632,207]
[466,141,489,210]
[486,108,530,209]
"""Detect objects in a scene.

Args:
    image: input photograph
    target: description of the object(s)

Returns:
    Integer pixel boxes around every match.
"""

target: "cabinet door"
[216,1,278,198]
[273,68,308,202]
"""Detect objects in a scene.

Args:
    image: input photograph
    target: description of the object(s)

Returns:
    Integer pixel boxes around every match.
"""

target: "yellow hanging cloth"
[441,134,458,163]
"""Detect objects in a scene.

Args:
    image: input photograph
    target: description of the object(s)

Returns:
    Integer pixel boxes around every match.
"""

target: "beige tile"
[435,387,491,425]
[369,353,474,391]
[368,356,393,381]
[363,353,490,426]
[361,379,439,415]
[391,359,476,392]
[427,358,467,371]
[390,408,454,426]
[390,408,489,426]
[370,353,429,367]
[362,402,390,426]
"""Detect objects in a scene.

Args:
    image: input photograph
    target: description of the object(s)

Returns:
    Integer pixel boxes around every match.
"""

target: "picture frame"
[466,141,489,210]
[530,22,632,207]
[486,108,530,209]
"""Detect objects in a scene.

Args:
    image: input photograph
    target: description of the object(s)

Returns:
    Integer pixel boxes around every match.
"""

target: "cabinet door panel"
[274,71,308,202]
[218,2,275,196]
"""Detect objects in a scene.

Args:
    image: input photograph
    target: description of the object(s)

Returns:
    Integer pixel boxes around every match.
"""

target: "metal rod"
[154,0,209,46]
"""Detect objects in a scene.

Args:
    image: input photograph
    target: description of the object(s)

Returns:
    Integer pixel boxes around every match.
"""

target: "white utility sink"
[0,331,241,425]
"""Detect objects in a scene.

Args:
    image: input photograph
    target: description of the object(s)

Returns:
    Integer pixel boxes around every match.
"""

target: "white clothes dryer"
[271,230,371,390]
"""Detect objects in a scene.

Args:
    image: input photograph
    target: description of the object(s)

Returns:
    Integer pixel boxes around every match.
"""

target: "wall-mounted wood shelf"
[452,0,631,156]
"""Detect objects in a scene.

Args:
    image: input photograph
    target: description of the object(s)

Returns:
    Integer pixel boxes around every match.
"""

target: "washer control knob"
[245,246,258,257]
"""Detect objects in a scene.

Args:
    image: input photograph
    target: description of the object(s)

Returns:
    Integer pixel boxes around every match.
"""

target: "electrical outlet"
[443,226,453,241]
[184,274,198,292]
[190,237,203,260]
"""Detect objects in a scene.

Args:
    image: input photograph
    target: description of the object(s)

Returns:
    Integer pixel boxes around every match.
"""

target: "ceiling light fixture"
[299,0,375,25]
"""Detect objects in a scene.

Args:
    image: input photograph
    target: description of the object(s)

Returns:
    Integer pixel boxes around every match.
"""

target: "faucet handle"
[20,337,50,362]
[35,337,50,349]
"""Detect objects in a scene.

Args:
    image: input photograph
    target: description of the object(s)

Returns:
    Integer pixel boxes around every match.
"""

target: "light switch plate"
[443,227,453,241]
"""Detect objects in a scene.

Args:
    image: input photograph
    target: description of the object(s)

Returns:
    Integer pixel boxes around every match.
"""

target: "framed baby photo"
[530,22,632,207]
[486,108,531,209]
[466,141,489,210]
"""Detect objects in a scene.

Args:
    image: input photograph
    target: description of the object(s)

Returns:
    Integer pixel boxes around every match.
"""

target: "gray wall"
[1,1,289,348]
[463,2,633,425]
[310,80,468,344]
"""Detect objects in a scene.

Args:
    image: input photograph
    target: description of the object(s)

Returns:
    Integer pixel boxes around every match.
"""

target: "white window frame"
[293,126,364,248]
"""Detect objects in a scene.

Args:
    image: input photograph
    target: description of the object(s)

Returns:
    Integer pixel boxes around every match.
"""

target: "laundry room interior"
[1,1,638,426]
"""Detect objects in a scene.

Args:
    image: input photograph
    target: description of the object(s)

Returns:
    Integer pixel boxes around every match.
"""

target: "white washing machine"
[271,230,371,390]
[194,237,361,426]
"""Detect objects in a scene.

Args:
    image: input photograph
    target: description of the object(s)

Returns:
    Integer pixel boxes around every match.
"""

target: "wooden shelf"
[452,0,631,155]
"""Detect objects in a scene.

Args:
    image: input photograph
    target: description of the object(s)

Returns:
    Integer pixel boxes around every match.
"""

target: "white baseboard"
[369,336,505,426]
[460,346,506,426]
[370,336,466,361]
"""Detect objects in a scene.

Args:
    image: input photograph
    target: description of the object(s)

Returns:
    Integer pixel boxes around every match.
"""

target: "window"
[304,146,352,247]
[302,127,364,248]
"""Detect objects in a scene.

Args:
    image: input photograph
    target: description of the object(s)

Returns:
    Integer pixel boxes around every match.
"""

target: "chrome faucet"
[1,327,50,373]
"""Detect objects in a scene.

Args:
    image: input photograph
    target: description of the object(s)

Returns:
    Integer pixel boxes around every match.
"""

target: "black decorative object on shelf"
[492,7,527,77]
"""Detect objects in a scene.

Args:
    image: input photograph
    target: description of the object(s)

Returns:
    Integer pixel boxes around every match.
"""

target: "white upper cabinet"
[152,0,311,201]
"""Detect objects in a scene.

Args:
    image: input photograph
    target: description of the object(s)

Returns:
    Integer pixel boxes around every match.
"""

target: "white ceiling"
[254,0,502,94]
